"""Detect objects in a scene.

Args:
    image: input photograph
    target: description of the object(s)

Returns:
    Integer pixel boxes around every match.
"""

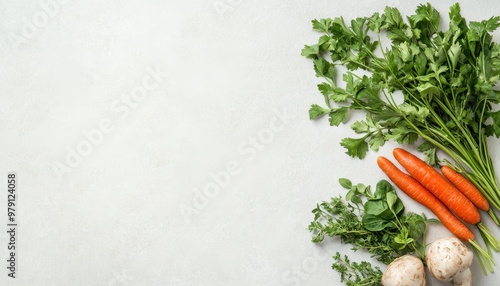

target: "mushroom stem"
[452,268,472,286]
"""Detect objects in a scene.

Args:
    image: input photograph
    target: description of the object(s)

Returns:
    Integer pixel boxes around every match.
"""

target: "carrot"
[441,165,489,211]
[377,156,475,241]
[392,148,480,225]
[441,165,500,226]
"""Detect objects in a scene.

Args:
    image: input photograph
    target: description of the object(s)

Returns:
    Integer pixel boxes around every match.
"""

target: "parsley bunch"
[303,3,500,211]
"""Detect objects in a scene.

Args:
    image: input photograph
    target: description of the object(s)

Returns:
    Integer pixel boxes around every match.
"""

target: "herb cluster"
[309,179,428,268]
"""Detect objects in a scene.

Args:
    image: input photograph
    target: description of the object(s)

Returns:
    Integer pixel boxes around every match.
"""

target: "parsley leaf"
[329,107,349,126]
[309,104,330,120]
[340,137,368,158]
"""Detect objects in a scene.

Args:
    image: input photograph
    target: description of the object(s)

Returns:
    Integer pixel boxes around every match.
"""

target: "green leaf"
[356,183,368,195]
[410,3,440,34]
[331,88,350,102]
[318,83,350,102]
[385,125,418,144]
[343,73,355,93]
[382,6,407,30]
[394,229,414,249]
[374,180,394,199]
[365,195,403,221]
[386,192,398,211]
[345,189,355,202]
[351,120,370,134]
[489,110,500,137]
[351,17,367,39]
[350,194,363,204]
[432,64,449,77]
[364,200,389,216]
[416,82,440,97]
[309,104,330,120]
[339,178,352,189]
[403,213,427,240]
[417,140,439,166]
[398,42,420,62]
[414,53,428,75]
[399,103,430,122]
[362,214,391,231]
[449,3,466,33]
[485,16,500,32]
[313,57,335,78]
[369,131,386,151]
[329,107,349,126]
[448,42,462,69]
[340,137,369,159]
[392,199,405,217]
[317,83,331,96]
[301,44,319,58]
[367,12,383,33]
[312,19,332,33]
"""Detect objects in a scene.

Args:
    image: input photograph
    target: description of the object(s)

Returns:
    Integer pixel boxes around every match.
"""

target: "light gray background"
[1,0,500,285]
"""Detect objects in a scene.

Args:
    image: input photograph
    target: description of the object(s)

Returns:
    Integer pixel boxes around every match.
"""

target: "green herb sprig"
[332,252,383,286]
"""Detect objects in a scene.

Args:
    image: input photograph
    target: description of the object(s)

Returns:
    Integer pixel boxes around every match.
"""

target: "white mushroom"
[425,237,473,282]
[381,254,426,286]
[452,268,472,286]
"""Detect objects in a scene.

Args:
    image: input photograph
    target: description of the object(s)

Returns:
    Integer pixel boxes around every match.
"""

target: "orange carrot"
[441,165,490,212]
[377,156,475,241]
[392,148,480,225]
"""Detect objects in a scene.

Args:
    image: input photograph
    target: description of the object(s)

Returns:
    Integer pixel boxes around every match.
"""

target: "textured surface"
[1,0,500,285]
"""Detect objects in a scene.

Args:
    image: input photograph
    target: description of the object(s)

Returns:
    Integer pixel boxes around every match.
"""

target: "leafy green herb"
[332,252,383,286]
[309,179,427,265]
[303,3,500,210]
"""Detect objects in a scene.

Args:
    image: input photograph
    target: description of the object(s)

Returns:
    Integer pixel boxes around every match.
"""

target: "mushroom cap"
[425,237,473,282]
[381,255,426,286]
